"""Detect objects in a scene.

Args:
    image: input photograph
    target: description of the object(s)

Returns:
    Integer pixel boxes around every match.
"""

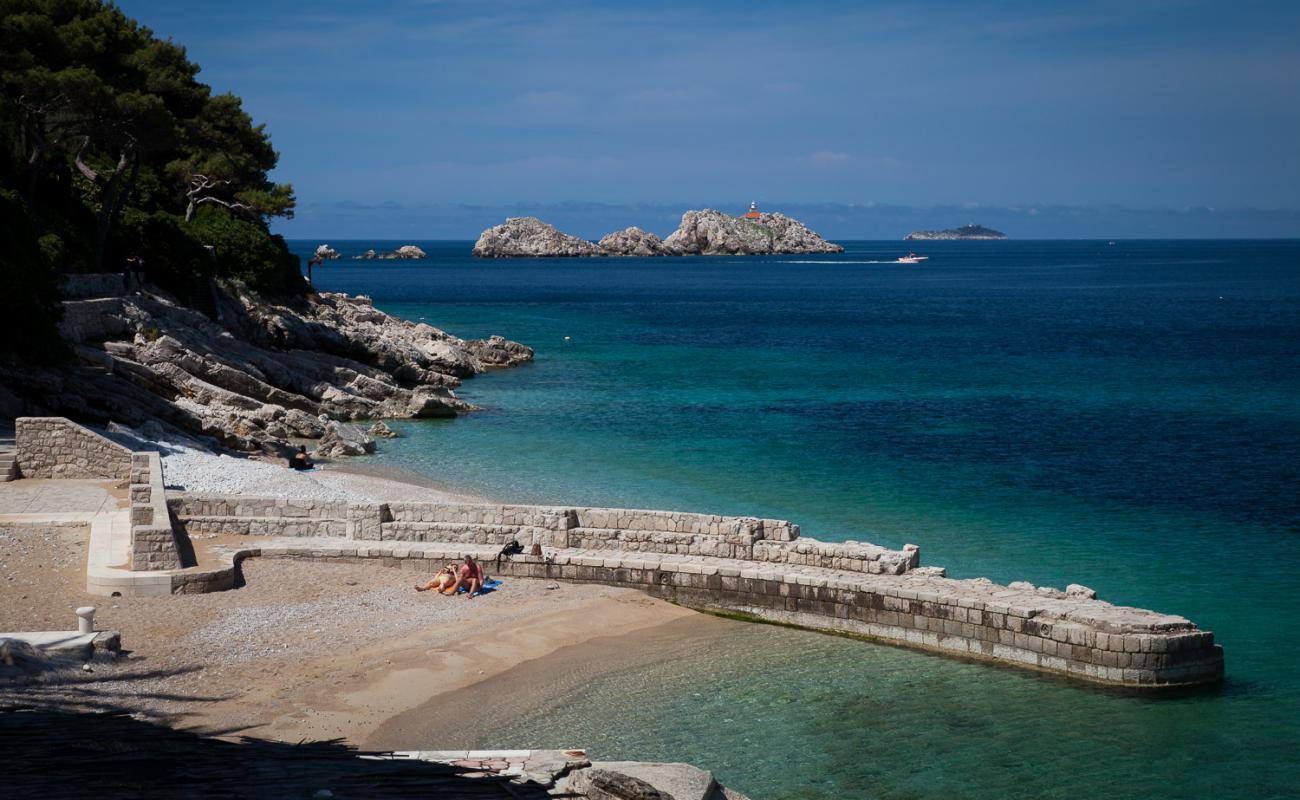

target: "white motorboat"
[897,252,929,264]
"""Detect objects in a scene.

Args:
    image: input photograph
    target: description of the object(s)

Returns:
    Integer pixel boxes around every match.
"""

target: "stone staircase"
[0,426,17,482]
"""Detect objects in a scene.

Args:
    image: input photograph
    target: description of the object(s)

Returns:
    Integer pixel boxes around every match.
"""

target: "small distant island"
[905,224,1007,241]
[473,203,844,258]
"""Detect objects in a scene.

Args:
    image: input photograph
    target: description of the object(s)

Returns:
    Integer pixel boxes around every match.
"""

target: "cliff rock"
[663,209,843,255]
[597,227,678,257]
[314,244,341,260]
[472,217,603,258]
[0,279,533,457]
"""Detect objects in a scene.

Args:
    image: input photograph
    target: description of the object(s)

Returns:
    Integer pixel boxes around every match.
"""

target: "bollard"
[76,606,96,634]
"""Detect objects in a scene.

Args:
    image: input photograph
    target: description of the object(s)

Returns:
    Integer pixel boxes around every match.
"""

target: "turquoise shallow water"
[292,239,1300,798]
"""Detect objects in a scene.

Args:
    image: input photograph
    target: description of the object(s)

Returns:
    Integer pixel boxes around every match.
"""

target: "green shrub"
[185,206,304,296]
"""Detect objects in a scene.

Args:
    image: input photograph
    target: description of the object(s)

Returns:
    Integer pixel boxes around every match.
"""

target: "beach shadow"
[0,706,559,799]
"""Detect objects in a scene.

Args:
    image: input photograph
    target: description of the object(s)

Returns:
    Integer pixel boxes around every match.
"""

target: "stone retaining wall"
[129,452,182,570]
[16,417,132,481]
[168,494,919,575]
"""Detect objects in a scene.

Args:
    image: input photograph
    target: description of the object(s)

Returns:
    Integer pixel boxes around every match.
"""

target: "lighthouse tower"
[743,201,761,219]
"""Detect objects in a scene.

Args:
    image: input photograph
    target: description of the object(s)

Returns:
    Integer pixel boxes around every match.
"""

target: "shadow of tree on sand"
[1,706,561,799]
[2,662,562,799]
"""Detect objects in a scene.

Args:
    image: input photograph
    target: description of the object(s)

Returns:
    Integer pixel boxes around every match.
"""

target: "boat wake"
[778,259,903,264]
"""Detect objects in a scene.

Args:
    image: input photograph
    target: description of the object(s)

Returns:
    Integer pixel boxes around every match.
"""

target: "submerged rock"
[473,217,603,258]
[597,227,678,257]
[663,209,843,255]
[366,421,399,438]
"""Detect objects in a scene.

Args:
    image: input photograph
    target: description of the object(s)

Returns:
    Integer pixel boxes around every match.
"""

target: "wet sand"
[366,613,741,750]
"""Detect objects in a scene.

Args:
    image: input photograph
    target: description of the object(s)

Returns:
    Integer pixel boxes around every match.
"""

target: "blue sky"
[118,0,1300,238]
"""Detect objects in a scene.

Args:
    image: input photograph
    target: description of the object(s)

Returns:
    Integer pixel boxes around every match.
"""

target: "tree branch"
[74,137,99,183]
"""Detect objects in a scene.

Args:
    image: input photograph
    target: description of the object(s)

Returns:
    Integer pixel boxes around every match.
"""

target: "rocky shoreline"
[0,278,532,458]
[473,209,844,258]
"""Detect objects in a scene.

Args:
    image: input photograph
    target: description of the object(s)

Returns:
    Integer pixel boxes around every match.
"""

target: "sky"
[116,0,1300,238]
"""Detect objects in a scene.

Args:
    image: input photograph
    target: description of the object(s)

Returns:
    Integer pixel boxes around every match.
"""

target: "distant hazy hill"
[905,224,1007,240]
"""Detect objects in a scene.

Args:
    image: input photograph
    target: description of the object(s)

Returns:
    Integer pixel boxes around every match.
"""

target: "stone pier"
[5,417,1225,688]
[166,492,1224,689]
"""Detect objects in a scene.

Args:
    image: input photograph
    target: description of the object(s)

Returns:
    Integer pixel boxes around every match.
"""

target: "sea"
[288,239,1300,799]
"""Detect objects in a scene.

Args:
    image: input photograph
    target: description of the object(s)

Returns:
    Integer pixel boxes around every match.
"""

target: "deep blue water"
[291,239,1300,799]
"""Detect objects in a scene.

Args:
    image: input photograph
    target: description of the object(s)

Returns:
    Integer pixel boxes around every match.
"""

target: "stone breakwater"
[168,493,1223,688]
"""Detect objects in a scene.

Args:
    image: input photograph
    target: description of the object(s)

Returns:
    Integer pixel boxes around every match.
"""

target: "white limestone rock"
[2,278,533,457]
[314,244,341,260]
[313,421,375,458]
[1067,583,1098,599]
[473,217,603,258]
[663,209,844,255]
[388,245,427,259]
[353,245,427,260]
[597,227,679,257]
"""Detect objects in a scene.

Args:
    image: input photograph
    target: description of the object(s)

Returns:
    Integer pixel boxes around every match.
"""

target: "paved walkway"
[0,479,170,596]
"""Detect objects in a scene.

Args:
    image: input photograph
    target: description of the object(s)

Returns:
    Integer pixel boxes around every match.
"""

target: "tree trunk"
[82,147,137,274]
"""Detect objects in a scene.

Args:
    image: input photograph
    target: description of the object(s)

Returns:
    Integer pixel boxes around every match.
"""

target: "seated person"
[414,564,457,593]
[441,554,487,598]
[288,445,313,471]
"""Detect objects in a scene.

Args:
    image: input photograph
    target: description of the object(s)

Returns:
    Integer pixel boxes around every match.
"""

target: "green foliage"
[185,206,301,295]
[0,0,304,361]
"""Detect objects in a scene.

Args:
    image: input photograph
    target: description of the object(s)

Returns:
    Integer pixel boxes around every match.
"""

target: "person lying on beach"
[414,565,457,593]
[441,554,487,598]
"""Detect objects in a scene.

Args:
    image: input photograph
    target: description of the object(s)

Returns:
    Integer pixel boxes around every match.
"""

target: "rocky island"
[905,224,1007,240]
[353,245,428,260]
[472,206,844,258]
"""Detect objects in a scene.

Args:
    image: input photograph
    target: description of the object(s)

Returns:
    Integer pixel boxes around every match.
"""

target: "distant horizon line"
[282,236,1300,242]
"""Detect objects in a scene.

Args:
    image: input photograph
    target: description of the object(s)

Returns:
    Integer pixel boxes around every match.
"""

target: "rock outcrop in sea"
[0,279,533,456]
[597,226,677,257]
[905,224,1007,240]
[314,244,341,260]
[353,245,428,260]
[472,209,843,258]
[473,217,604,258]
[664,209,843,255]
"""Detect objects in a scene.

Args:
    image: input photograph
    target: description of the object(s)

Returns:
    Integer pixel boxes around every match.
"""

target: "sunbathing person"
[442,554,487,598]
[288,445,313,471]
[414,564,457,593]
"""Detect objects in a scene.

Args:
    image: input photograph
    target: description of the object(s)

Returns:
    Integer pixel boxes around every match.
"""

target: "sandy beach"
[0,457,703,750]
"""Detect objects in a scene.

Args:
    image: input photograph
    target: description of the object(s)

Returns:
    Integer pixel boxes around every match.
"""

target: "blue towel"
[459,578,502,596]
